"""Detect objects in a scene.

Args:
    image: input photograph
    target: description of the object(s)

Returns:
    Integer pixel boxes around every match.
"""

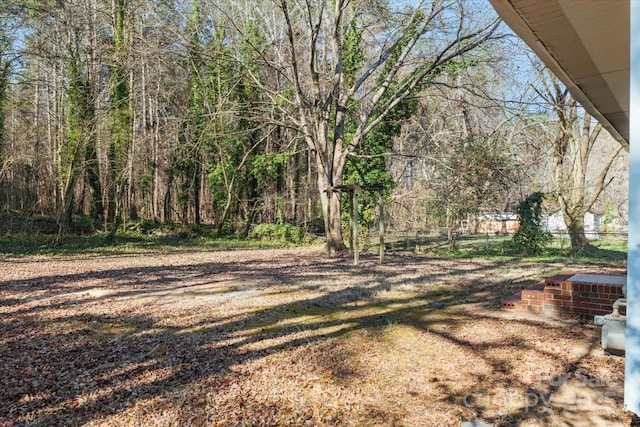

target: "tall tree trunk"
[563,209,591,251]
[126,69,137,221]
[316,154,346,255]
[193,159,201,224]
[85,143,103,220]
[163,165,173,223]
[0,60,8,209]
[153,114,160,221]
[57,172,78,244]
[108,0,131,230]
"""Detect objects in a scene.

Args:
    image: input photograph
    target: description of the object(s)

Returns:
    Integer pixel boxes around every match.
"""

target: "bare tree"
[535,72,623,251]
[234,0,502,254]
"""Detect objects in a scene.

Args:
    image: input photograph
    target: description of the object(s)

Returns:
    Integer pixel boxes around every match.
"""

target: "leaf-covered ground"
[0,247,633,426]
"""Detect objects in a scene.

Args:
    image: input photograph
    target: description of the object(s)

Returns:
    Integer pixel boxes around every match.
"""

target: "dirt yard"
[0,247,633,426]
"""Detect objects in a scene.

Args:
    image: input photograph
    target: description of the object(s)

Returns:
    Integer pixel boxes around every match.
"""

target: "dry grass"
[0,247,633,426]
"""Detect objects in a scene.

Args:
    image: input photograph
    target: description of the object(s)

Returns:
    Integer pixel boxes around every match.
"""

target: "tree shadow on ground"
[0,250,630,426]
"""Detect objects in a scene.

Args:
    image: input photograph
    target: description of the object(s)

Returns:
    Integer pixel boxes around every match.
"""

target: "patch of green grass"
[0,228,314,258]
[389,233,627,265]
[0,213,321,257]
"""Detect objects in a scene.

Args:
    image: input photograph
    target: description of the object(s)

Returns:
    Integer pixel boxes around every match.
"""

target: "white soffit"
[489,0,630,150]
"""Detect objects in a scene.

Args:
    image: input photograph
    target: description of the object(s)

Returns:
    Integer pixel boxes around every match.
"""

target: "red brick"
[607,286,618,295]
[522,289,544,300]
[592,298,617,305]
[503,273,625,319]
[584,301,609,309]
[576,302,604,311]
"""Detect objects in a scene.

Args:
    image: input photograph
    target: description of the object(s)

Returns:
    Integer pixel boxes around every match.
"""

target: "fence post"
[352,187,359,265]
[379,190,384,264]
[326,187,331,257]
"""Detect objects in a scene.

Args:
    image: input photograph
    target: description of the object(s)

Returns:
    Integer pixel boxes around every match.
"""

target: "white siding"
[624,0,640,414]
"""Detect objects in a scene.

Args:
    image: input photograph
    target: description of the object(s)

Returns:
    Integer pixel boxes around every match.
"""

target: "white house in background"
[542,211,602,240]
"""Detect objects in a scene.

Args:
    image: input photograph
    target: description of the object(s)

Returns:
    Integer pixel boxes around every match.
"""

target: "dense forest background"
[0,0,629,248]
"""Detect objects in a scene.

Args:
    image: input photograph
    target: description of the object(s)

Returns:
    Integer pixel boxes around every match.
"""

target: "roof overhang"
[489,0,630,150]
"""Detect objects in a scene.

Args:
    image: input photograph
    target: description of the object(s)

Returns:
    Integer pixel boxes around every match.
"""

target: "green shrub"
[249,223,304,244]
[512,192,552,255]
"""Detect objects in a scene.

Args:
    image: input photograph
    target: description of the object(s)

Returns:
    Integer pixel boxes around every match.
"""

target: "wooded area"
[0,0,629,250]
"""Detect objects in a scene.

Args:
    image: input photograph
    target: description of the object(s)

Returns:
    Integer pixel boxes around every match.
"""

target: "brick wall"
[543,280,626,317]
[502,274,626,318]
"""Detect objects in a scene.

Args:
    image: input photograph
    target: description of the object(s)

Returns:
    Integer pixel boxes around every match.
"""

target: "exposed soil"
[0,247,633,426]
